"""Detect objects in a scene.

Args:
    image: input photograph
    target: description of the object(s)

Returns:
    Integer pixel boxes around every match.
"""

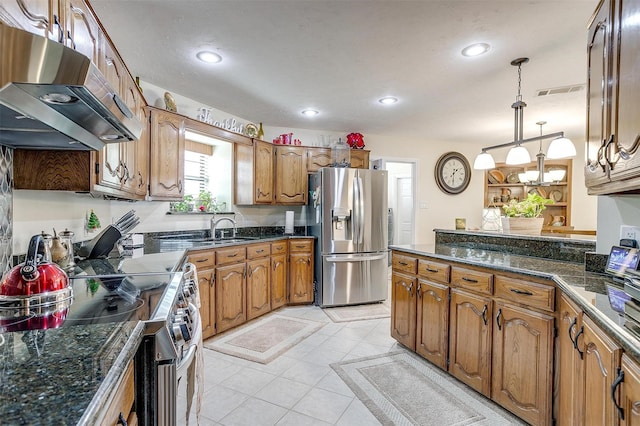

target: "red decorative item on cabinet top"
[346,133,365,149]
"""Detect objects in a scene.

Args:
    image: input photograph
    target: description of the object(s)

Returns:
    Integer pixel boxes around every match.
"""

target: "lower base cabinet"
[448,288,492,397]
[415,279,449,369]
[620,354,640,425]
[271,251,288,309]
[247,257,271,320]
[390,272,417,350]
[288,240,314,304]
[100,361,135,426]
[216,262,247,333]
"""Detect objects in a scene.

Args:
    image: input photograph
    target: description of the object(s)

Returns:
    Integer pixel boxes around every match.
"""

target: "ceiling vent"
[536,84,585,97]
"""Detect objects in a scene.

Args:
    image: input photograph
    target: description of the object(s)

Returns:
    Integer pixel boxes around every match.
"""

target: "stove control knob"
[173,323,186,347]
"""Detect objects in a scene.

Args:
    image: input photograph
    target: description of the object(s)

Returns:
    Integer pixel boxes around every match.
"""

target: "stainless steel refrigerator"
[308,167,388,307]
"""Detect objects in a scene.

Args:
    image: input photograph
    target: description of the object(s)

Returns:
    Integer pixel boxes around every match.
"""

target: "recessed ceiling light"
[301,109,319,117]
[196,51,222,63]
[378,96,398,105]
[461,43,491,57]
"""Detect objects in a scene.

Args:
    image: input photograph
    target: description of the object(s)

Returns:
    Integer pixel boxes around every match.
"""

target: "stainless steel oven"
[136,262,203,426]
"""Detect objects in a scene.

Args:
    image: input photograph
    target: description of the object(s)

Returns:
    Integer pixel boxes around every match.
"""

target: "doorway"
[373,159,416,245]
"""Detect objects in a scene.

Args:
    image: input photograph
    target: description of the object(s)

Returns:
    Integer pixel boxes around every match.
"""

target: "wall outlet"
[620,225,640,242]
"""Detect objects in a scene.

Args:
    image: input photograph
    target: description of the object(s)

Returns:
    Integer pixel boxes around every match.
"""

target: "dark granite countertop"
[390,243,640,362]
[0,233,312,425]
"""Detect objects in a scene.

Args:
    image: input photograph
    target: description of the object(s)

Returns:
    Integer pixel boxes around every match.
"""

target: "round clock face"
[435,152,471,194]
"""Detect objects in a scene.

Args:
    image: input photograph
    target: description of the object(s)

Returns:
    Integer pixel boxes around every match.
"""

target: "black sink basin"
[155,234,258,244]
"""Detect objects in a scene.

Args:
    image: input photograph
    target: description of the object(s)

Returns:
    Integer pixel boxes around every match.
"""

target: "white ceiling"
[90,0,598,147]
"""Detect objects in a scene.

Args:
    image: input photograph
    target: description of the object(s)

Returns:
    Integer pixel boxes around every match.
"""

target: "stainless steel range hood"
[0,23,143,151]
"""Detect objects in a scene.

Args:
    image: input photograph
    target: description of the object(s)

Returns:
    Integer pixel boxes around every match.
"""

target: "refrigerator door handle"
[324,253,388,262]
[354,175,364,246]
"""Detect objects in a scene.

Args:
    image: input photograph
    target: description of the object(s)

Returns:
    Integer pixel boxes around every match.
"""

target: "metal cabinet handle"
[426,267,439,273]
[178,179,183,193]
[462,277,478,283]
[416,282,422,299]
[256,249,265,253]
[494,307,500,329]
[228,253,238,257]
[399,261,408,266]
[66,30,76,49]
[117,413,128,426]
[612,367,625,420]
[573,326,584,359]
[195,258,210,263]
[481,305,488,326]
[399,281,413,297]
[510,288,533,296]
[54,15,64,43]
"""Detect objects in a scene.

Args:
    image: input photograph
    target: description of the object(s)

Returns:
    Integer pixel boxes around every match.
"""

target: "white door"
[396,176,414,244]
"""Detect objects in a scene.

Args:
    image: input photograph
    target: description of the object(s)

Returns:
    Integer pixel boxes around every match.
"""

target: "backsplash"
[0,146,12,275]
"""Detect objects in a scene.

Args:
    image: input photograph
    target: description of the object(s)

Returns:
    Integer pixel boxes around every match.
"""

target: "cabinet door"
[289,252,313,304]
[215,263,246,333]
[390,272,416,350]
[608,0,640,181]
[350,150,370,169]
[247,257,271,320]
[197,266,216,339]
[449,288,492,396]
[275,146,306,204]
[557,294,583,426]
[0,0,59,40]
[415,279,448,369]
[64,0,99,64]
[271,253,287,309]
[581,315,622,426]
[149,109,185,200]
[621,353,640,426]
[133,103,150,197]
[120,78,147,197]
[585,0,614,189]
[492,302,554,426]
[306,148,331,173]
[255,140,274,203]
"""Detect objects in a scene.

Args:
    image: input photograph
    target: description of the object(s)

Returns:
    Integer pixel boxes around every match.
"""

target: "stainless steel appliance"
[308,167,388,307]
[0,23,143,151]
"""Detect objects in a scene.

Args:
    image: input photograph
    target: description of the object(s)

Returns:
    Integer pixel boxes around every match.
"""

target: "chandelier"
[473,57,577,182]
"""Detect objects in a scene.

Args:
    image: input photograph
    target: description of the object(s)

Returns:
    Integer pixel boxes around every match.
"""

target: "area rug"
[203,314,324,364]
[331,350,526,425]
[322,302,390,323]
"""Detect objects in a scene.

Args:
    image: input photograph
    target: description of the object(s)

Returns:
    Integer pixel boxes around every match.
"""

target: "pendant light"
[473,58,576,170]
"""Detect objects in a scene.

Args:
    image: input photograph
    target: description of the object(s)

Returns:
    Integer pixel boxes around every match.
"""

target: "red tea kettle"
[0,234,69,296]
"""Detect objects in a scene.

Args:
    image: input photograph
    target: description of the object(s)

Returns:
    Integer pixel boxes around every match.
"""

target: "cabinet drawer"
[271,241,288,254]
[187,250,215,268]
[289,240,313,252]
[494,276,555,312]
[451,266,493,295]
[392,253,418,274]
[216,247,246,264]
[247,243,271,259]
[418,259,450,283]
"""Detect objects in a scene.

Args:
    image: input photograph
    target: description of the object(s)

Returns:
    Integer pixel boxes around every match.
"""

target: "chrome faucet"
[211,217,237,240]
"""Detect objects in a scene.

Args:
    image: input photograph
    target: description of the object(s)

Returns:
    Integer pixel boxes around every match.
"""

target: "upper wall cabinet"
[147,107,185,200]
[585,0,640,195]
[0,0,62,41]
[235,140,274,205]
[274,146,307,204]
[64,0,100,64]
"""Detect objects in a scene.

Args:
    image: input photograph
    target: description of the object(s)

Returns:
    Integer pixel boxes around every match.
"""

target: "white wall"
[596,196,640,254]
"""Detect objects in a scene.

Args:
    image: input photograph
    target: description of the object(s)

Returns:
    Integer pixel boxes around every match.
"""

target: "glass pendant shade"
[548,169,566,182]
[505,145,531,165]
[525,170,540,182]
[473,152,495,170]
[547,137,576,159]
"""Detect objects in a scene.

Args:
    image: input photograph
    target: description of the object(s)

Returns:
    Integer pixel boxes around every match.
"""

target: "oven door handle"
[176,343,197,375]
[176,302,202,375]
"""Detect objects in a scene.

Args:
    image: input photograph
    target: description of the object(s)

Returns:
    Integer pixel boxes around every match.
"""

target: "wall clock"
[434,152,471,194]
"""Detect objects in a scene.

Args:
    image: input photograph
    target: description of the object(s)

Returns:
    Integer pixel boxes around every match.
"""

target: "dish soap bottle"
[257,122,264,140]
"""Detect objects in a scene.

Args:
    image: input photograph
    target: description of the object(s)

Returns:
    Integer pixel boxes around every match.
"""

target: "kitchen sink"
[154,234,258,244]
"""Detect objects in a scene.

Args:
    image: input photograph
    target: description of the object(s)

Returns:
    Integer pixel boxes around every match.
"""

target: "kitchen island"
[389,238,638,426]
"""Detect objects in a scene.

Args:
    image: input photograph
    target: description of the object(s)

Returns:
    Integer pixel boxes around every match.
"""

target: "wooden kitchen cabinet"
[491,301,554,425]
[188,249,216,339]
[275,146,307,204]
[390,272,417,350]
[270,241,288,309]
[0,0,62,40]
[449,288,492,396]
[148,107,185,200]
[64,0,100,64]
[288,239,314,304]
[557,292,622,425]
[246,243,271,321]
[100,360,135,426]
[215,260,246,334]
[349,149,370,169]
[585,0,640,194]
[306,147,332,173]
[234,140,274,205]
[619,354,640,426]
[416,279,449,369]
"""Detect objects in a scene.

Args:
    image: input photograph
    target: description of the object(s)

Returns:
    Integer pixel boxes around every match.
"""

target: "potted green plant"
[501,192,554,235]
[198,190,212,212]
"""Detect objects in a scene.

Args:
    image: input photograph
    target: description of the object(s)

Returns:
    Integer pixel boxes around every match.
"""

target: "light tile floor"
[198,304,395,425]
